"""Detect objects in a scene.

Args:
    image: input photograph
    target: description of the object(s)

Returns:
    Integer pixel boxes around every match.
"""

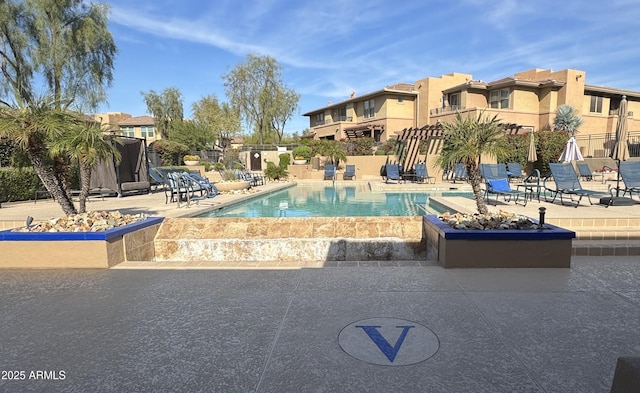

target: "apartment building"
[94,113,159,144]
[304,68,640,147]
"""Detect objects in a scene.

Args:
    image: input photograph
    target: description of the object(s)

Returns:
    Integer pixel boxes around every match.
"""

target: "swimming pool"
[197,184,470,218]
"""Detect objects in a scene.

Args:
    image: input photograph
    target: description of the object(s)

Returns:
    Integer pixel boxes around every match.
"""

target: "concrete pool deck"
[1,179,639,391]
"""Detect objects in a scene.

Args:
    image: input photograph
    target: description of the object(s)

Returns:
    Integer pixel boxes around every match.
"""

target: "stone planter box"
[214,180,250,192]
[423,215,575,268]
[0,217,163,269]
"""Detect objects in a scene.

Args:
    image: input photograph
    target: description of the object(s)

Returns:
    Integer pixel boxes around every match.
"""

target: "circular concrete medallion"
[338,318,439,366]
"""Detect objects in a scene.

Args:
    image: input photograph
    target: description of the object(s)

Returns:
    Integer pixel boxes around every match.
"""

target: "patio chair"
[188,172,219,198]
[324,164,336,181]
[452,163,468,183]
[384,164,404,184]
[506,162,524,182]
[237,170,264,187]
[544,163,604,207]
[577,162,594,181]
[148,166,167,191]
[343,164,356,180]
[414,163,435,184]
[480,163,527,206]
[617,161,640,201]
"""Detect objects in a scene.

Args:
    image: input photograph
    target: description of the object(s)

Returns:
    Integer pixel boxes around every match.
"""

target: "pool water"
[197,184,469,218]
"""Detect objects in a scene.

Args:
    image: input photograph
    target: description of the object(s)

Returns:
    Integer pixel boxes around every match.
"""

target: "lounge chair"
[414,163,435,184]
[506,162,524,182]
[188,172,219,198]
[324,164,336,181]
[577,163,594,181]
[384,164,404,183]
[617,161,640,201]
[343,164,356,180]
[452,163,468,183]
[480,163,527,206]
[544,163,604,207]
[237,170,264,187]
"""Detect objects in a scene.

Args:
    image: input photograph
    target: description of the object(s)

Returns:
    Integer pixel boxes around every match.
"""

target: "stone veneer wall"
[154,217,425,262]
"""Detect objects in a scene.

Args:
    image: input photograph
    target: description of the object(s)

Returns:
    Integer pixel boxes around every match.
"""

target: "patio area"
[0,179,639,392]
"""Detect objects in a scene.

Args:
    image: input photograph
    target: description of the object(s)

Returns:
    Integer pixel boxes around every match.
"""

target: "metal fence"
[575,131,640,158]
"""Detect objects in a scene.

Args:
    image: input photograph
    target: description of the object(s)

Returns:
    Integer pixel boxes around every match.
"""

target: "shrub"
[349,137,375,155]
[0,167,44,202]
[264,161,288,180]
[213,162,225,171]
[292,146,312,161]
[183,155,200,162]
[220,169,240,181]
[279,153,290,168]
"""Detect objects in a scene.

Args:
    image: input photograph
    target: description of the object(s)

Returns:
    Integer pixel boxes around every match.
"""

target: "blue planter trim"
[424,215,575,240]
[0,217,164,241]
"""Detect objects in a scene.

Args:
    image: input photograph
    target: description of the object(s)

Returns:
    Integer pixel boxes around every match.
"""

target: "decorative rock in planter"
[0,216,163,268]
[423,214,575,268]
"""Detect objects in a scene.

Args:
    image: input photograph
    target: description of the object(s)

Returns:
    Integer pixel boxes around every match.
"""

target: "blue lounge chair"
[414,163,435,184]
[506,162,524,182]
[324,164,336,180]
[577,162,594,181]
[544,163,604,207]
[452,163,468,183]
[480,163,527,206]
[384,164,403,183]
[617,161,640,201]
[343,164,356,180]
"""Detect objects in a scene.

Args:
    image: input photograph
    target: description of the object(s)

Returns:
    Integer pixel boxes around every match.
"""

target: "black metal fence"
[575,131,640,158]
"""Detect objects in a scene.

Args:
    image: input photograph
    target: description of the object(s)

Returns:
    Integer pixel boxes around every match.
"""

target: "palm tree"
[321,140,347,169]
[0,99,79,215]
[436,111,508,214]
[50,120,121,213]
[553,105,583,136]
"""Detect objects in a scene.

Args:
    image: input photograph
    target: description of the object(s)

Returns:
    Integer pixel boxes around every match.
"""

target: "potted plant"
[292,146,312,164]
[214,169,250,192]
[183,155,200,166]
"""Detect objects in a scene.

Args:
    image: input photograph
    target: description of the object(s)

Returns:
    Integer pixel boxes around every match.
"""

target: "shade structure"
[527,130,537,162]
[611,95,629,161]
[558,136,583,162]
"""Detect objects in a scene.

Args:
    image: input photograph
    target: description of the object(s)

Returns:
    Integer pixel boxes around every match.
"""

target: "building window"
[448,93,460,110]
[338,106,348,121]
[590,96,603,113]
[397,96,404,103]
[490,88,510,109]
[120,126,135,137]
[314,113,324,126]
[364,99,375,118]
[141,126,154,138]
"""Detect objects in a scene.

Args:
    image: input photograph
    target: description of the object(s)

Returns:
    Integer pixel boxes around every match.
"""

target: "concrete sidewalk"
[1,258,639,392]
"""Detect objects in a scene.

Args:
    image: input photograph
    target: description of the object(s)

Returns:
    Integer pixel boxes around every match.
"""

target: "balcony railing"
[430,105,465,116]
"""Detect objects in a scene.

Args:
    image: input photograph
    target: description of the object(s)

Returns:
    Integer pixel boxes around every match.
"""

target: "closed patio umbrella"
[527,130,537,162]
[611,95,630,200]
[558,136,583,162]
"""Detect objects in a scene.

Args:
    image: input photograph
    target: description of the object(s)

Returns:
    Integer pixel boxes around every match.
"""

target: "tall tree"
[270,85,299,143]
[141,87,183,139]
[436,111,508,215]
[0,0,116,215]
[223,54,298,144]
[192,95,241,149]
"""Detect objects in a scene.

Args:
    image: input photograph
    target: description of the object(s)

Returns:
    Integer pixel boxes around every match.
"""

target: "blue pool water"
[197,184,469,218]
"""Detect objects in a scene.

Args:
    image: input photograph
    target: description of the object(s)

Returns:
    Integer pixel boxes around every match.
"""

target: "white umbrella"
[527,130,537,162]
[558,136,583,162]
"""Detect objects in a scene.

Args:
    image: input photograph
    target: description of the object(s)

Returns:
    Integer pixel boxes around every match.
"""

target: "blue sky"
[99,0,640,135]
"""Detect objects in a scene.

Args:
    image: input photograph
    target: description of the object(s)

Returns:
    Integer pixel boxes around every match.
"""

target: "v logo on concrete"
[355,325,414,362]
[338,318,440,366]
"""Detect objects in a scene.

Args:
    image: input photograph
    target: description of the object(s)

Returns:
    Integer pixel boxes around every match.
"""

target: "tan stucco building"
[304,68,640,147]
[94,113,159,144]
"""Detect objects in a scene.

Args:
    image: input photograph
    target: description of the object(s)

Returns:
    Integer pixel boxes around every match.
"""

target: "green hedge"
[0,167,44,202]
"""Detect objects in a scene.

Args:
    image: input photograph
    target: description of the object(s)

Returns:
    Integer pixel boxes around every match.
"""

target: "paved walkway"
[1,258,639,392]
